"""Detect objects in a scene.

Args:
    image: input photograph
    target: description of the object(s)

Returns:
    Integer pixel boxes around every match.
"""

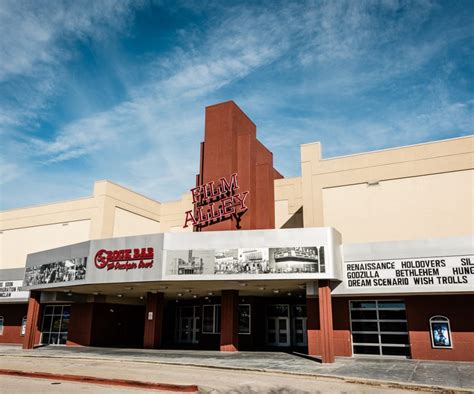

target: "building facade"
[1,101,473,362]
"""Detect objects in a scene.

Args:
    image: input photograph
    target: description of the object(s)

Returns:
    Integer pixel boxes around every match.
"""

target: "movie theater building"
[0,101,473,363]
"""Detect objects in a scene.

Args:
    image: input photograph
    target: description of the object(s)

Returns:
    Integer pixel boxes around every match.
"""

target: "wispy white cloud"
[12,2,295,197]
[262,96,474,163]
[0,0,140,135]
[0,0,138,81]
[0,160,22,185]
[1,0,473,209]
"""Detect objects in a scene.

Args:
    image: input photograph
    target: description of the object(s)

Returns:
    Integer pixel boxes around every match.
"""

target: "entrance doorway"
[267,317,290,346]
[91,303,145,348]
[266,304,308,347]
[293,317,307,346]
[266,305,290,346]
[178,306,200,344]
[292,305,307,346]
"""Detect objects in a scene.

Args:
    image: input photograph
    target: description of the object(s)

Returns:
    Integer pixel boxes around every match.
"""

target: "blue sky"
[1,0,473,210]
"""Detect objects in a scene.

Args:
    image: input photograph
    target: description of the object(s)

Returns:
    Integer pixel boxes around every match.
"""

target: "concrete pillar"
[318,280,335,363]
[220,290,239,352]
[143,292,164,349]
[22,291,41,350]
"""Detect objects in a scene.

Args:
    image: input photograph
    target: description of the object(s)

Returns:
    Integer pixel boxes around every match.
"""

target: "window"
[20,316,27,336]
[0,316,3,335]
[40,305,70,345]
[430,316,452,349]
[202,305,220,334]
[267,304,289,317]
[202,304,250,335]
[239,304,251,334]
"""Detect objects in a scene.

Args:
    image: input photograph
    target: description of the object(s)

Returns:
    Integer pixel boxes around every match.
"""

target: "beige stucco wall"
[300,135,474,242]
[0,197,97,231]
[91,181,161,239]
[1,196,97,270]
[2,135,472,271]
[323,170,474,243]
[160,194,193,232]
[112,207,161,237]
[0,220,91,270]
[0,179,195,270]
[274,176,303,228]
[0,180,166,270]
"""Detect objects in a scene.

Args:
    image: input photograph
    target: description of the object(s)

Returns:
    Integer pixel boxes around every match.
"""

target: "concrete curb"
[2,353,473,393]
[0,368,199,392]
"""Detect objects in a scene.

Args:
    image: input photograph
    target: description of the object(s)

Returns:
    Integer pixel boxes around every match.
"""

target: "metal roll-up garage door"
[350,300,410,357]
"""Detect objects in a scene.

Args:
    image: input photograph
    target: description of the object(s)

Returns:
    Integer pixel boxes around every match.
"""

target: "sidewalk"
[1,345,473,391]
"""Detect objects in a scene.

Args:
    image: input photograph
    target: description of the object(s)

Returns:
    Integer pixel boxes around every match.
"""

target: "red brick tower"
[193,101,282,231]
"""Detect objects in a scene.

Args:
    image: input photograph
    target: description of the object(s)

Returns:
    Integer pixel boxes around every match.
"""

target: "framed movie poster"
[429,316,453,348]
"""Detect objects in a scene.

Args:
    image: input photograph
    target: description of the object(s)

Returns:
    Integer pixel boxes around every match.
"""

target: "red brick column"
[22,291,41,350]
[143,292,164,349]
[319,280,335,363]
[306,297,319,356]
[220,290,239,352]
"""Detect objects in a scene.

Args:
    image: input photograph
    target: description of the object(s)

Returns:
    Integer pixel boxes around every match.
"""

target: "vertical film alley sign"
[183,173,249,229]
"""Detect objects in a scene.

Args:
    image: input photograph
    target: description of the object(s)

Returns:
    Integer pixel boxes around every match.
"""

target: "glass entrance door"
[267,317,290,346]
[179,316,194,343]
[178,306,200,344]
[293,317,307,346]
[266,305,290,346]
[291,305,307,346]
